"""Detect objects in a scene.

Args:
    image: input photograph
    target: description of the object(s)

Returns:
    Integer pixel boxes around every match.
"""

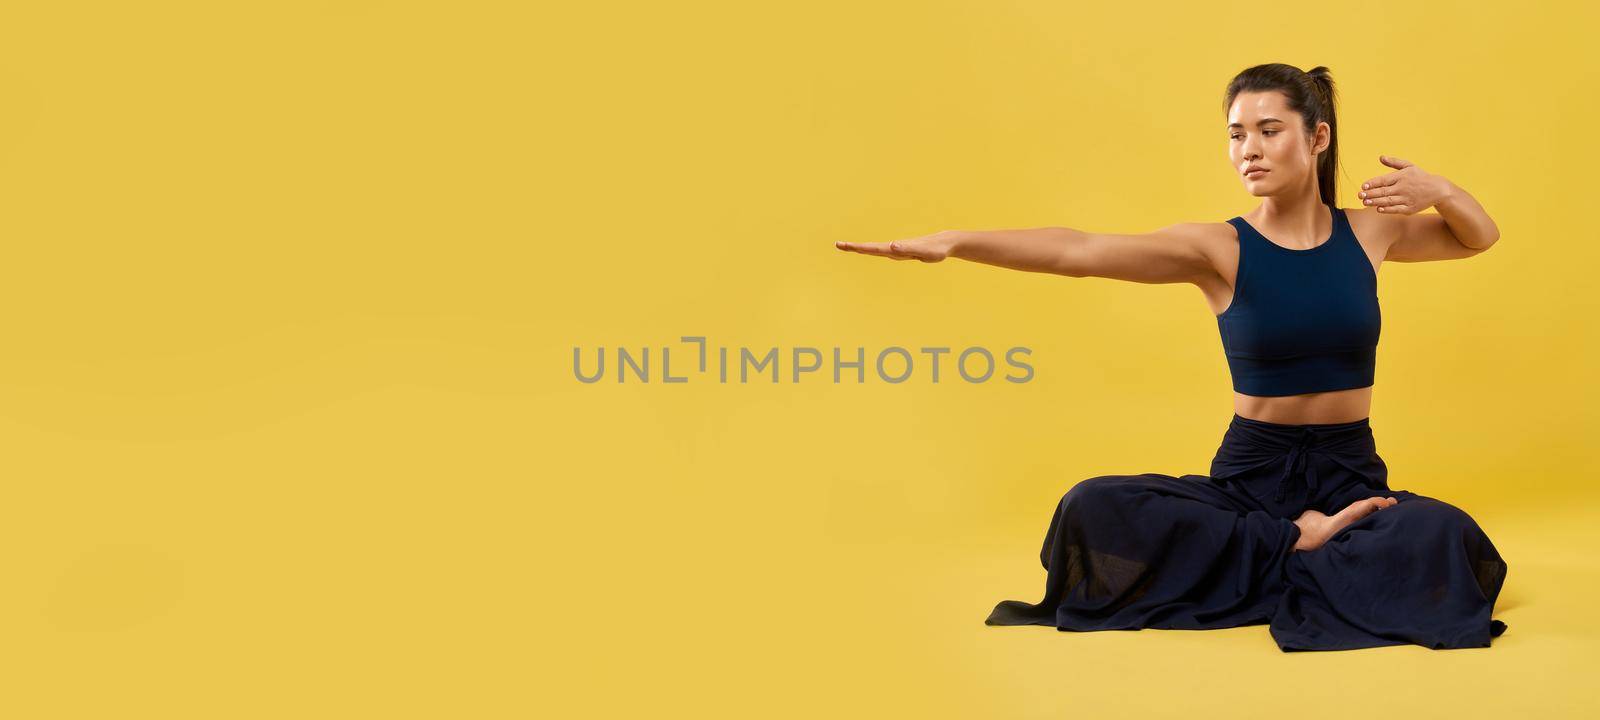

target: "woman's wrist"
[1432,178,1459,209]
[939,230,971,259]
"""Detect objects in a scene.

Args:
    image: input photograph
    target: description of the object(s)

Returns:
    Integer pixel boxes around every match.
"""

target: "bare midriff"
[1233,385,1373,425]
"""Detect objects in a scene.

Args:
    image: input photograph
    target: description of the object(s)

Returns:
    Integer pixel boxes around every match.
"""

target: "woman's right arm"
[836,223,1219,286]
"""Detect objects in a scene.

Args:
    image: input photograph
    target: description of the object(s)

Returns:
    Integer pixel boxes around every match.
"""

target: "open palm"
[835,231,959,262]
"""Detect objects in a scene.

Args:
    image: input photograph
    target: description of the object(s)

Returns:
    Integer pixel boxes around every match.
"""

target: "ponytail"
[1304,66,1339,208]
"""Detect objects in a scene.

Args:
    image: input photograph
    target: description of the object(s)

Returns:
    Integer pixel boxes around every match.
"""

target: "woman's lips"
[1245,169,1269,178]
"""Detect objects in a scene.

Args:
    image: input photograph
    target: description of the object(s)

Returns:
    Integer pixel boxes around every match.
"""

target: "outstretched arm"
[835,223,1216,285]
[1358,155,1501,262]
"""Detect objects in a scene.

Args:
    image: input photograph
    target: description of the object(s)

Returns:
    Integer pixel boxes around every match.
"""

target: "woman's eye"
[1264,130,1278,136]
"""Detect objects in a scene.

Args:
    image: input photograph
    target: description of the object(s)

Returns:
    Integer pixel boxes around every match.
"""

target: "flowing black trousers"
[986,413,1509,651]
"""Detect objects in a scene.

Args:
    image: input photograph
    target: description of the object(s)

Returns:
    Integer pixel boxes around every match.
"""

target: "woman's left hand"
[1358,155,1453,214]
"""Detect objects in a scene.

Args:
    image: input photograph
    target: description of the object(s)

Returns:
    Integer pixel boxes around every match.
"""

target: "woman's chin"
[1244,185,1271,197]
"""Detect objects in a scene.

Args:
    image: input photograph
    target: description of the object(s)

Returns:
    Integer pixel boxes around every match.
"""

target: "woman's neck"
[1250,187,1329,247]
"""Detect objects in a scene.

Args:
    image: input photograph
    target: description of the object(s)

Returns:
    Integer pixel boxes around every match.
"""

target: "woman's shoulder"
[1169,221,1247,286]
[1191,219,1247,249]
[1338,205,1404,249]
[1165,219,1246,241]
[1126,220,1242,248]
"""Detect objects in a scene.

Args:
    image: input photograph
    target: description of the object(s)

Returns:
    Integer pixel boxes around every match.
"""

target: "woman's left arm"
[1358,155,1501,262]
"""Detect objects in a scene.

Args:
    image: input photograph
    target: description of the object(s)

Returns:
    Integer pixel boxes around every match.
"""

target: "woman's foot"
[1293,496,1399,552]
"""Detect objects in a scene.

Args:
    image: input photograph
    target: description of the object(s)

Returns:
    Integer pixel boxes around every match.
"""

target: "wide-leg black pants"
[985,413,1509,651]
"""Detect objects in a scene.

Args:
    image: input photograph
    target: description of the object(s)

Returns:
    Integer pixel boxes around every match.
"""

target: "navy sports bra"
[1217,205,1381,397]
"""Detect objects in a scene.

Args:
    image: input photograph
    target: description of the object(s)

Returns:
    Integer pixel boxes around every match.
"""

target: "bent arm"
[1434,181,1500,250]
[1385,181,1501,262]
[948,223,1215,284]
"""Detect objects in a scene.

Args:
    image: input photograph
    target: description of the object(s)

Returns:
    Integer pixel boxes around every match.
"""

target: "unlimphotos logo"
[574,336,1034,384]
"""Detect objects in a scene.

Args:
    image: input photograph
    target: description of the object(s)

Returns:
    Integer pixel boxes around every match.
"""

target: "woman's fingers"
[892,240,944,262]
[1379,154,1414,170]
[1370,193,1419,212]
[835,241,905,258]
[1361,184,1402,199]
[836,237,948,262]
[1361,172,1402,192]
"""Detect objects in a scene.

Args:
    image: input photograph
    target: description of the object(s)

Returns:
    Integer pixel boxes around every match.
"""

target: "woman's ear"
[1312,121,1330,155]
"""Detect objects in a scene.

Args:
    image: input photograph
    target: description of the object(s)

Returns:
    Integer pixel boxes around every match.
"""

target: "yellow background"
[1,1,1596,717]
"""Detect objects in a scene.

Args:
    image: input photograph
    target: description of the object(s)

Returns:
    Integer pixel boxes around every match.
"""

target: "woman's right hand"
[835,230,960,263]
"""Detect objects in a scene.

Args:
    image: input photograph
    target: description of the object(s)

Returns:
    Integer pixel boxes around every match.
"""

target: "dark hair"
[1223,63,1339,207]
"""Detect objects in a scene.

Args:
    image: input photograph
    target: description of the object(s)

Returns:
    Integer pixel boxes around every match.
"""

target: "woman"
[834,63,1508,652]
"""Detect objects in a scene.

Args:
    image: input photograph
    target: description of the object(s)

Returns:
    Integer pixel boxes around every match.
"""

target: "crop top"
[1217,205,1381,397]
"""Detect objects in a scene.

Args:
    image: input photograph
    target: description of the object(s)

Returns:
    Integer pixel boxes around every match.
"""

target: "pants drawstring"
[1275,427,1320,503]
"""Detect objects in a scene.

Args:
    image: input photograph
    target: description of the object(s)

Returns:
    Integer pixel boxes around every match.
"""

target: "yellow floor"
[936,506,1590,719]
[538,503,1598,719]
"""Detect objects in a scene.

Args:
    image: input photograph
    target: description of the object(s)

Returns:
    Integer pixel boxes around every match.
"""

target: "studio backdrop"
[1,1,1596,718]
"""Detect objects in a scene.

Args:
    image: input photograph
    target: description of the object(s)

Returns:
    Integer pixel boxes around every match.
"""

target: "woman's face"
[1227,90,1328,198]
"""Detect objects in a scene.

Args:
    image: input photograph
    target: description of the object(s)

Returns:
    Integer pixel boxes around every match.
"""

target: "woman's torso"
[1198,206,1387,425]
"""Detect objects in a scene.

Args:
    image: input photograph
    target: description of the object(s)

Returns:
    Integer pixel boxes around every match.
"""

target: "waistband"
[1229,413,1371,432]
[1214,413,1379,504]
